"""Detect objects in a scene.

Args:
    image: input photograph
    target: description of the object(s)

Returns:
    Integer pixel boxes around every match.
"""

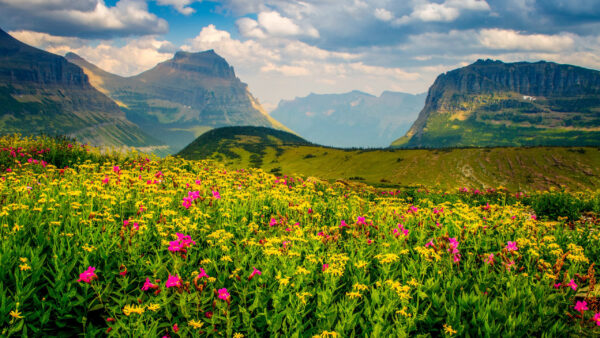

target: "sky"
[1,0,600,111]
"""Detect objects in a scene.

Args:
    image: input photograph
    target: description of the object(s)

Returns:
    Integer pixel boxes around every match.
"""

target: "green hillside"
[178,127,600,191]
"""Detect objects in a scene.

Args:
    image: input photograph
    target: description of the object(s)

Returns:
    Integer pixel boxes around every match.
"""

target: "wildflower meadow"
[0,134,599,337]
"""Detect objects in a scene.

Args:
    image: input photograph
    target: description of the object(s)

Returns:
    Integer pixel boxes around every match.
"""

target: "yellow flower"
[146,303,160,312]
[10,309,23,319]
[123,304,145,316]
[233,333,244,338]
[19,263,31,271]
[19,257,28,263]
[443,324,457,335]
[346,291,362,299]
[188,319,204,329]
[396,306,412,318]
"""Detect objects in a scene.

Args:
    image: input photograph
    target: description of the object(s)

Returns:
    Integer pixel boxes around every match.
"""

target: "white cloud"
[479,29,575,52]
[374,8,394,22]
[155,0,201,15]
[236,10,319,39]
[395,0,490,24]
[182,25,422,110]
[9,30,174,76]
[261,63,310,76]
[9,30,86,49]
[0,0,168,38]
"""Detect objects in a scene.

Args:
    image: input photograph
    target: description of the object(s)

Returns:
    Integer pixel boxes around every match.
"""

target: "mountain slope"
[176,127,600,191]
[177,126,310,168]
[271,90,425,147]
[66,51,291,152]
[0,28,161,149]
[392,60,600,148]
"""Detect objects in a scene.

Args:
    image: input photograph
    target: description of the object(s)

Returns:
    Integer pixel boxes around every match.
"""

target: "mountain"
[0,28,161,149]
[270,90,426,148]
[66,51,291,153]
[392,59,600,148]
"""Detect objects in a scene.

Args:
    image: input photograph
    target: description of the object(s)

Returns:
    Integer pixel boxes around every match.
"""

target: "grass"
[180,138,600,192]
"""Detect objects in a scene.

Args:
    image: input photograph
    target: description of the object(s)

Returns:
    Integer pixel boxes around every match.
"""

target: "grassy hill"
[178,127,600,191]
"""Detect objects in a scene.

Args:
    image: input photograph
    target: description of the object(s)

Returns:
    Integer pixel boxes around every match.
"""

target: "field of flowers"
[0,134,599,337]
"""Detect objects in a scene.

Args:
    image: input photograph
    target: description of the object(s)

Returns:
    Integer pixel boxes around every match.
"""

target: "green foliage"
[526,190,600,221]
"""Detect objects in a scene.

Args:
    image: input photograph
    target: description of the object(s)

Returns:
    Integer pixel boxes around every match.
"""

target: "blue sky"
[1,0,599,111]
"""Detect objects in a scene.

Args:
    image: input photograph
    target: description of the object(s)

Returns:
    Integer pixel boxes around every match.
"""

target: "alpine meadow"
[1,1,600,337]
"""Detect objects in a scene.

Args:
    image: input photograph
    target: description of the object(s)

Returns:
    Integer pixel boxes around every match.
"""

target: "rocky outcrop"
[393,60,600,148]
[67,50,291,152]
[0,28,160,148]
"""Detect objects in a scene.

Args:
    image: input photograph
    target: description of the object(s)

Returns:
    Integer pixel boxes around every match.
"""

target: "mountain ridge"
[393,59,600,148]
[271,90,425,148]
[66,50,291,153]
[0,28,161,149]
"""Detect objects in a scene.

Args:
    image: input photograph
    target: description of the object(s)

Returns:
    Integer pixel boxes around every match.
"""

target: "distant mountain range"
[3,25,600,153]
[271,90,425,148]
[0,28,160,149]
[66,50,290,152]
[393,59,600,148]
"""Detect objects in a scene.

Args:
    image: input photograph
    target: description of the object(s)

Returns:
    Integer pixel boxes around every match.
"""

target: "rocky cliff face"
[393,60,600,148]
[0,28,160,148]
[271,90,425,148]
[67,50,290,152]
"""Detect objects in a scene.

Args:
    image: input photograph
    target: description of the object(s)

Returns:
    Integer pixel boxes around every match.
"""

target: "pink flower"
[505,260,515,271]
[113,166,120,174]
[553,283,562,289]
[425,240,434,247]
[574,300,588,313]
[102,176,109,184]
[141,278,158,291]
[567,279,578,290]
[197,268,209,279]
[173,323,179,333]
[339,220,348,228]
[593,313,600,326]
[322,264,329,272]
[123,219,130,228]
[165,274,181,288]
[249,267,262,280]
[217,288,230,300]
[356,216,366,225]
[484,253,494,265]
[447,238,459,254]
[212,190,221,199]
[269,218,278,226]
[195,179,202,185]
[453,254,461,263]
[168,233,196,253]
[77,266,97,283]
[506,241,518,252]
